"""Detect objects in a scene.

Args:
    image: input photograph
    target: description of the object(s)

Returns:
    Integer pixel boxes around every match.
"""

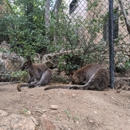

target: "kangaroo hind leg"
[36,69,52,87]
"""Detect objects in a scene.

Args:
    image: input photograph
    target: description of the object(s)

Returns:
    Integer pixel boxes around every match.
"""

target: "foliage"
[49,6,80,53]
[57,53,84,75]
[20,108,29,114]
[52,75,69,83]
[0,0,48,57]
[55,0,110,72]
[10,70,29,82]
[125,61,130,69]
[0,47,8,53]
[64,110,71,119]
[0,0,3,4]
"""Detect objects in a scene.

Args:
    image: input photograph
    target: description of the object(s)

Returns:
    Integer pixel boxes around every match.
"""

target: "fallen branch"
[42,48,83,62]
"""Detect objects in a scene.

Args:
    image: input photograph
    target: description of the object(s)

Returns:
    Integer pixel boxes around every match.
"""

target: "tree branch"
[118,0,130,34]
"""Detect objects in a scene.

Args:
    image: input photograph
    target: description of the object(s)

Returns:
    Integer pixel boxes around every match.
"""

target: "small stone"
[50,105,58,110]
[72,94,76,97]
[94,111,97,114]
[116,90,121,93]
[42,109,47,113]
[0,110,8,117]
[30,116,39,126]
[27,110,31,115]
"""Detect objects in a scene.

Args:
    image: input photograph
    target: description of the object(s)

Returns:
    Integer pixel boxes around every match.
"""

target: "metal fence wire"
[0,0,130,86]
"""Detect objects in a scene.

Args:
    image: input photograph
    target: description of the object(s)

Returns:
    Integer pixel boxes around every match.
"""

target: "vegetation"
[0,0,48,57]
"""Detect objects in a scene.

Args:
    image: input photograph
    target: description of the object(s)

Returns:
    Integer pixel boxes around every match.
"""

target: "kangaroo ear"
[70,74,75,84]
[26,56,32,63]
[26,56,31,60]
[70,74,74,81]
[70,69,76,77]
[26,56,31,61]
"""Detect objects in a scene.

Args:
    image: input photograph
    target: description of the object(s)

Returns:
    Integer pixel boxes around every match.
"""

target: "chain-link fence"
[0,0,130,84]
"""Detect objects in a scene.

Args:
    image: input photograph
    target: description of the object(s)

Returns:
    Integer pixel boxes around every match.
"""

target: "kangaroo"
[44,63,109,91]
[17,56,52,91]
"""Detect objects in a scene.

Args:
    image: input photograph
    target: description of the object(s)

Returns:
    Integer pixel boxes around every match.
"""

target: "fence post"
[109,0,114,88]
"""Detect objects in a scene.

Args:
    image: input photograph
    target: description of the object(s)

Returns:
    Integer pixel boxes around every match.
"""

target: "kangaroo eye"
[23,62,28,67]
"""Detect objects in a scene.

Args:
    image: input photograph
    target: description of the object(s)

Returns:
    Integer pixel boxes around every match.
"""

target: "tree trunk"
[118,0,130,34]
[53,0,62,43]
[45,0,50,36]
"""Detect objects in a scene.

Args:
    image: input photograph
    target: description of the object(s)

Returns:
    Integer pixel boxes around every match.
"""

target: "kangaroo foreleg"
[28,80,38,88]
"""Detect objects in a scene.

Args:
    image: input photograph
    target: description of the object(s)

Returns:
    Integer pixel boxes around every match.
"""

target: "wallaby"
[17,56,52,91]
[44,63,109,91]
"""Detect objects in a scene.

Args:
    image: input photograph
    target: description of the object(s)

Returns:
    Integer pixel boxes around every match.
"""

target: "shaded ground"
[0,83,130,130]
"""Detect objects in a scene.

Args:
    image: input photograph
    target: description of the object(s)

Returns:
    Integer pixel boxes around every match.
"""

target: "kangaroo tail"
[44,84,82,90]
[17,83,29,92]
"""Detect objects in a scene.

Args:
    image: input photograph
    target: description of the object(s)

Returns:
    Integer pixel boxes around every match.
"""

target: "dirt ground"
[0,83,130,130]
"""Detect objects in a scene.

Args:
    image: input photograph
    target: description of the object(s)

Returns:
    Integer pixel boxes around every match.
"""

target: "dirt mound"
[0,83,130,130]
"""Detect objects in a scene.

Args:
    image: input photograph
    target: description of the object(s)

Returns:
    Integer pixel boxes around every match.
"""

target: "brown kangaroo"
[17,56,52,91]
[44,63,109,91]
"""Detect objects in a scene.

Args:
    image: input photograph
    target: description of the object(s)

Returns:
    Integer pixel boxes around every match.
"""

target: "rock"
[0,110,8,117]
[52,69,59,76]
[34,53,40,63]
[0,114,36,130]
[40,115,57,130]
[115,77,130,90]
[72,93,76,98]
[0,41,24,71]
[50,105,58,110]
[30,116,39,126]
[0,41,10,51]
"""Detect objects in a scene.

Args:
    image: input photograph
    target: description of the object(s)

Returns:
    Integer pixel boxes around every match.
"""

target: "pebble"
[50,105,58,110]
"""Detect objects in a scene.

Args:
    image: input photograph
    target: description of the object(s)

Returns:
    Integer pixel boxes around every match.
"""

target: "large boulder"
[0,110,36,130]
[0,41,24,73]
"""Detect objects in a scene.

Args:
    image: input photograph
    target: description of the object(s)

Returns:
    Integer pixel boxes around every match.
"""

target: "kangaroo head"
[71,74,80,84]
[21,56,32,71]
